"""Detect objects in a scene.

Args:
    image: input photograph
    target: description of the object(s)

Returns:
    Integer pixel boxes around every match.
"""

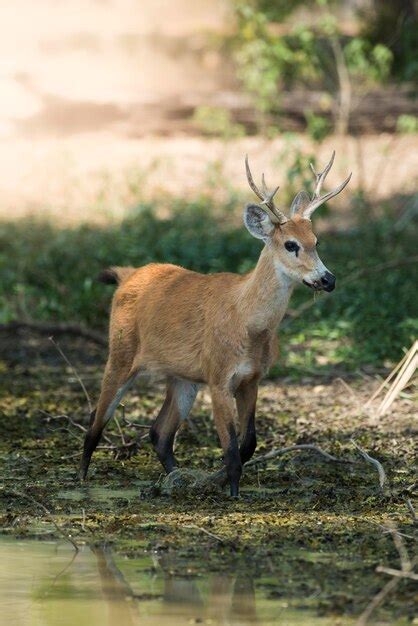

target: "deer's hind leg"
[150,378,198,473]
[80,358,141,480]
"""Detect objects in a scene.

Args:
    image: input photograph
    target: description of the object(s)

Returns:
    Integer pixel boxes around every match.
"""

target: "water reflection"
[92,546,140,626]
[154,552,257,624]
[0,538,356,626]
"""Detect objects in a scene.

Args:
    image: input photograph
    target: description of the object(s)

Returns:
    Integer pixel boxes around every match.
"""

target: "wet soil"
[0,331,416,624]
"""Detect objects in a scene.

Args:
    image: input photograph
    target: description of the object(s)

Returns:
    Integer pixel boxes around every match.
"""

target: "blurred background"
[0,0,417,374]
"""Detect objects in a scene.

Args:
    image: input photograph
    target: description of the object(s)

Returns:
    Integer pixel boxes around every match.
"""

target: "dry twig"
[245,444,350,468]
[350,439,387,490]
[184,524,234,546]
[375,565,418,581]
[41,411,146,461]
[192,443,354,492]
[356,524,417,626]
[405,498,417,525]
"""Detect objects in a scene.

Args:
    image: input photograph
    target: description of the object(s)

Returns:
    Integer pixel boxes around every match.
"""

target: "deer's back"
[108,263,246,381]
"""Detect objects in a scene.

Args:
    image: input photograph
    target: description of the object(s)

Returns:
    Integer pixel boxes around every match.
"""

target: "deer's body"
[81,154,350,496]
[108,253,287,385]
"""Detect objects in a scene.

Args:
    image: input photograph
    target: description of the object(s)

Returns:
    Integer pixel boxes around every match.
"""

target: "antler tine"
[309,151,335,199]
[260,184,280,208]
[261,173,280,208]
[245,155,286,224]
[245,154,265,203]
[303,172,352,220]
[261,173,268,196]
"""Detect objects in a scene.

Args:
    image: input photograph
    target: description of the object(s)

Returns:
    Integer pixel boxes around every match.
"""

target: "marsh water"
[0,538,369,626]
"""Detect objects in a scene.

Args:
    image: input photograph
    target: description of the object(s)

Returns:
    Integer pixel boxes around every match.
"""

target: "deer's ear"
[290,190,311,217]
[243,204,275,240]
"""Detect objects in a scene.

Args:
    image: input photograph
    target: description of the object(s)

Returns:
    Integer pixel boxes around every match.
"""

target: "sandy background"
[0,0,417,222]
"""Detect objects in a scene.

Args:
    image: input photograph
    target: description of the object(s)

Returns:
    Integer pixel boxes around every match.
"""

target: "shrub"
[0,198,416,373]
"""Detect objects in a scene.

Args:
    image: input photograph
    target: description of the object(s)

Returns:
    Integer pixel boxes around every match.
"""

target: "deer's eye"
[284,240,300,254]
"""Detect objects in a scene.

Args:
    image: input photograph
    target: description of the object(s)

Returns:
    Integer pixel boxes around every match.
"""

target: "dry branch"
[183,524,233,546]
[356,525,417,626]
[185,444,354,492]
[405,498,417,525]
[375,565,418,581]
[43,410,147,461]
[350,439,387,490]
[246,443,350,467]
[355,576,400,626]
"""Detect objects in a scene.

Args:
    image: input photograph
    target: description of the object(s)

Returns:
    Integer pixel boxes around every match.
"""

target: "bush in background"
[0,196,416,375]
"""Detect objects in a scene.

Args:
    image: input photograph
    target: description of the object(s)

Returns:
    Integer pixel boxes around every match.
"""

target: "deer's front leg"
[235,377,258,465]
[210,385,242,497]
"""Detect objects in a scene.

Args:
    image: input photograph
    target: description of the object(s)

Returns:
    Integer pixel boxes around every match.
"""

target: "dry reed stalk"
[377,341,417,416]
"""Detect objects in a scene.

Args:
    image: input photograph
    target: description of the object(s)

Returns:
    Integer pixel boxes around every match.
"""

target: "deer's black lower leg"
[239,409,257,465]
[236,379,258,467]
[80,408,102,480]
[149,392,179,473]
[225,425,242,497]
[149,425,178,473]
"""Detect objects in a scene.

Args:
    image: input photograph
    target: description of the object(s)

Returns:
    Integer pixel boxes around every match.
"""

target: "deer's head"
[243,152,351,292]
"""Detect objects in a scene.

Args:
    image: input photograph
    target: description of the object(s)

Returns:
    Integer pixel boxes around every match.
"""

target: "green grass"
[0,197,416,373]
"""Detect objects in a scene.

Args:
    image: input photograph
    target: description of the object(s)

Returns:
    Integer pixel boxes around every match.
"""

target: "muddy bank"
[0,331,416,623]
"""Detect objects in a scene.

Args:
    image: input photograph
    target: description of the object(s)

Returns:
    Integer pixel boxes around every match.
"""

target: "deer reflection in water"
[92,546,258,625]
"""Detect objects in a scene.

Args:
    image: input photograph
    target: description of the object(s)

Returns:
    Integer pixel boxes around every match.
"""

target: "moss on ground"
[0,332,416,623]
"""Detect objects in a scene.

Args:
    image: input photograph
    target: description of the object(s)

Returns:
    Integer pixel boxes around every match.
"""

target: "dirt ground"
[1,2,417,222]
[0,330,416,623]
[2,133,418,224]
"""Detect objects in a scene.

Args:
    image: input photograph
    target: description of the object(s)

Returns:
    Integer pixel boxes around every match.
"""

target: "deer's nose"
[321,271,336,292]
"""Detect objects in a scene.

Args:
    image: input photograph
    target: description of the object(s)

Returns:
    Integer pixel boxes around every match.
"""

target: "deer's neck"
[238,245,294,332]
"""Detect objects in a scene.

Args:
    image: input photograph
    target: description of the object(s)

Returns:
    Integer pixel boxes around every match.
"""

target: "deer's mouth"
[303,279,323,291]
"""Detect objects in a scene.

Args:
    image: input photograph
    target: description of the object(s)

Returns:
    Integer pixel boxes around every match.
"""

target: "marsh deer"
[80,152,351,496]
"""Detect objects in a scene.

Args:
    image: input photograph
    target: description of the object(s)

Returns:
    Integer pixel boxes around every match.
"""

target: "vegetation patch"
[0,197,416,371]
[0,333,416,623]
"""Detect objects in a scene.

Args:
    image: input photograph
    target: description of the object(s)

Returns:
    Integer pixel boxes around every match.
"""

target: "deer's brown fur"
[80,154,350,496]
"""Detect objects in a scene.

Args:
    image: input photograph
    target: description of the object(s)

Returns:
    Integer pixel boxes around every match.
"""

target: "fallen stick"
[387,524,412,572]
[183,524,233,546]
[375,565,418,581]
[245,444,351,468]
[405,498,417,525]
[356,526,417,626]
[195,444,353,491]
[350,439,387,490]
[355,576,399,626]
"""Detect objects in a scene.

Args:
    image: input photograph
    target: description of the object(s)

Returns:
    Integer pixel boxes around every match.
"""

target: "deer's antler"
[245,155,288,225]
[302,151,351,219]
